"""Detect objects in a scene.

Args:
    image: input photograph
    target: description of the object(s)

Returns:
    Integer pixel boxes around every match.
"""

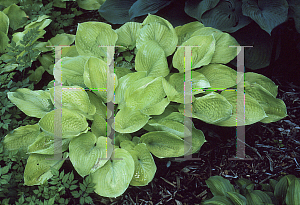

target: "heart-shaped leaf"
[24,152,68,186]
[127,143,157,186]
[91,148,135,197]
[75,21,118,59]
[69,132,109,177]
[136,14,178,57]
[114,106,150,133]
[135,40,169,77]
[115,22,141,48]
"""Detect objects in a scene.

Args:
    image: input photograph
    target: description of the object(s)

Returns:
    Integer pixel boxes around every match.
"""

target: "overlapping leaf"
[48,86,96,120]
[136,14,178,57]
[3,124,41,153]
[179,92,233,124]
[172,35,215,72]
[24,152,68,186]
[69,133,109,177]
[27,132,70,155]
[7,88,54,118]
[38,108,89,138]
[91,148,135,197]
[75,22,118,60]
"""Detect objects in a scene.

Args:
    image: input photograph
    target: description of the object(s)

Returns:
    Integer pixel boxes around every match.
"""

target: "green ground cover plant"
[202,174,300,205]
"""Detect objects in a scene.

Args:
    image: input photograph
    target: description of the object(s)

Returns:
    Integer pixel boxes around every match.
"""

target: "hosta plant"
[2,14,287,198]
[202,174,300,205]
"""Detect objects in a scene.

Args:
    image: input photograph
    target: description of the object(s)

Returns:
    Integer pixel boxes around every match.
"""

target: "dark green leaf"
[49,186,57,190]
[85,196,93,203]
[68,172,74,182]
[86,187,95,194]
[69,185,78,190]
[63,182,69,189]
[33,189,39,195]
[71,180,78,185]
[59,170,64,180]
[80,197,84,205]
[79,183,86,192]
[71,191,80,198]
[62,173,69,183]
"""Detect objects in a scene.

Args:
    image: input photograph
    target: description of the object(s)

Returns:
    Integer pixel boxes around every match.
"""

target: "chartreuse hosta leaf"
[197,64,241,89]
[120,140,136,150]
[135,40,169,77]
[83,56,118,102]
[61,45,79,58]
[115,22,141,48]
[27,132,70,155]
[244,81,287,123]
[114,106,150,133]
[38,108,89,138]
[245,72,278,98]
[121,143,156,187]
[179,92,233,124]
[136,14,178,57]
[7,88,54,118]
[190,27,240,64]
[115,71,147,107]
[124,76,170,115]
[175,21,205,46]
[91,148,135,198]
[214,90,267,127]
[172,35,216,72]
[146,112,206,154]
[24,152,68,186]
[166,71,210,104]
[3,124,40,153]
[91,114,107,137]
[87,91,107,119]
[75,21,118,60]
[48,86,96,120]
[49,33,75,47]
[69,132,109,177]
[140,131,186,158]
[24,15,52,31]
[55,56,90,88]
